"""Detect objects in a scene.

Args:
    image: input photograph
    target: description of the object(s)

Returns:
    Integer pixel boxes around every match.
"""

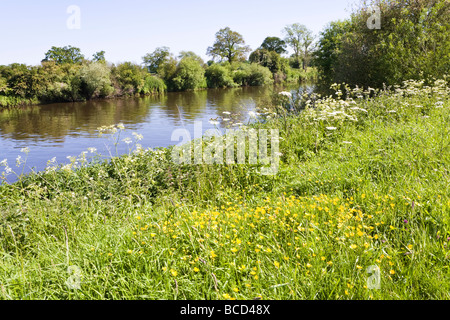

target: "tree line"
[314,0,449,89]
[2,0,447,108]
[0,24,317,108]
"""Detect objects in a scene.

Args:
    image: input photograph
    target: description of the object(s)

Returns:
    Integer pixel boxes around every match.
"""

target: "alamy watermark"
[170,121,280,175]
[67,5,81,30]
[66,265,82,290]
[366,265,381,289]
[367,6,381,30]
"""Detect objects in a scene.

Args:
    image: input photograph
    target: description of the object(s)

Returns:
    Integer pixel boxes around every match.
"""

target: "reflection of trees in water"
[0,84,311,144]
[0,98,154,142]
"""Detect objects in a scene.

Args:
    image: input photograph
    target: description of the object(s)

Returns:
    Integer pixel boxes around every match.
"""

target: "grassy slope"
[0,80,449,300]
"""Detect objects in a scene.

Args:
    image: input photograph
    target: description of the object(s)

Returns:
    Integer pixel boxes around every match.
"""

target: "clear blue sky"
[0,0,357,66]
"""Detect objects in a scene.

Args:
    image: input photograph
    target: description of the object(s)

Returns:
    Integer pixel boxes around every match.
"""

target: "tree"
[283,24,315,70]
[42,46,84,65]
[205,64,236,88]
[178,51,204,65]
[207,27,251,63]
[92,51,106,62]
[259,37,287,54]
[313,0,450,88]
[142,47,172,74]
[112,62,145,95]
[79,62,113,99]
[172,57,207,91]
[249,49,282,74]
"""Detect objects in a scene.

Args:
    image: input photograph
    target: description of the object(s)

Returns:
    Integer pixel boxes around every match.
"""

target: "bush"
[205,64,236,88]
[112,62,145,96]
[171,58,207,91]
[232,63,273,86]
[314,0,450,88]
[141,75,167,95]
[79,62,114,99]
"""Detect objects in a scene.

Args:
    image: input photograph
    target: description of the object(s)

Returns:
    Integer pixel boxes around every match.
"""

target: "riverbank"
[0,79,449,299]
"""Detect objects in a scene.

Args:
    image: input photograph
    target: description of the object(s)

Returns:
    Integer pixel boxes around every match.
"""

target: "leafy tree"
[314,0,450,88]
[142,47,172,74]
[172,57,207,91]
[112,62,145,95]
[313,21,351,86]
[79,62,114,99]
[207,27,251,63]
[260,37,287,54]
[249,49,282,74]
[92,51,106,62]
[0,75,8,94]
[205,63,236,88]
[178,51,204,65]
[283,24,315,70]
[42,46,85,65]
[232,63,273,86]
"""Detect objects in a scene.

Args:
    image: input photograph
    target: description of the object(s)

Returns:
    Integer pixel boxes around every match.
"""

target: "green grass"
[0,79,449,300]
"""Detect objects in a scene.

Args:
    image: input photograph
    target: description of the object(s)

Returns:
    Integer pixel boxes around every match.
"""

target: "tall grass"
[0,79,449,299]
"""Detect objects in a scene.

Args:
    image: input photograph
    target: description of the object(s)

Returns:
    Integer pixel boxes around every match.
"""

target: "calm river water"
[0,84,312,183]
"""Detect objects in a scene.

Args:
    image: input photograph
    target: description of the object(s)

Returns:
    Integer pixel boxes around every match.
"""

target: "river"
[0,84,313,184]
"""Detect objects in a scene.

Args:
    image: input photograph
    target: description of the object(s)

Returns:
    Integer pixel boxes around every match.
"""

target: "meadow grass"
[0,79,449,300]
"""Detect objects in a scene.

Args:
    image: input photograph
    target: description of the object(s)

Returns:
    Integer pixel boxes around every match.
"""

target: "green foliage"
[283,24,315,70]
[1,80,449,299]
[112,62,145,95]
[178,51,205,66]
[207,27,251,63]
[204,63,237,88]
[171,57,207,91]
[92,51,106,62]
[79,62,114,99]
[232,63,274,86]
[314,0,450,88]
[42,46,85,65]
[260,36,287,54]
[249,49,282,74]
[142,47,172,74]
[141,75,167,95]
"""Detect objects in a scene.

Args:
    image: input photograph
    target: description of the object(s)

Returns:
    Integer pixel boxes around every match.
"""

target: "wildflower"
[132,132,143,141]
[20,147,30,154]
[231,248,238,253]
[326,127,337,131]
[274,261,280,268]
[350,244,358,250]
[248,111,258,118]
[87,147,97,153]
[210,251,218,258]
[209,120,220,125]
[233,287,239,293]
[127,249,132,254]
[122,137,132,145]
[117,123,125,130]
[0,159,7,166]
[193,267,200,273]
[279,91,292,97]
[390,270,395,275]
[170,269,177,277]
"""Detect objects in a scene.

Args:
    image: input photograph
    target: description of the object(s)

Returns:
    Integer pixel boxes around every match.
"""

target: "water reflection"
[0,84,311,181]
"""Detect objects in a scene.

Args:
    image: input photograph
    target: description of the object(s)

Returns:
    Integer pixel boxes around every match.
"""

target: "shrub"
[141,75,167,95]
[79,62,114,99]
[205,63,236,88]
[171,58,207,91]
